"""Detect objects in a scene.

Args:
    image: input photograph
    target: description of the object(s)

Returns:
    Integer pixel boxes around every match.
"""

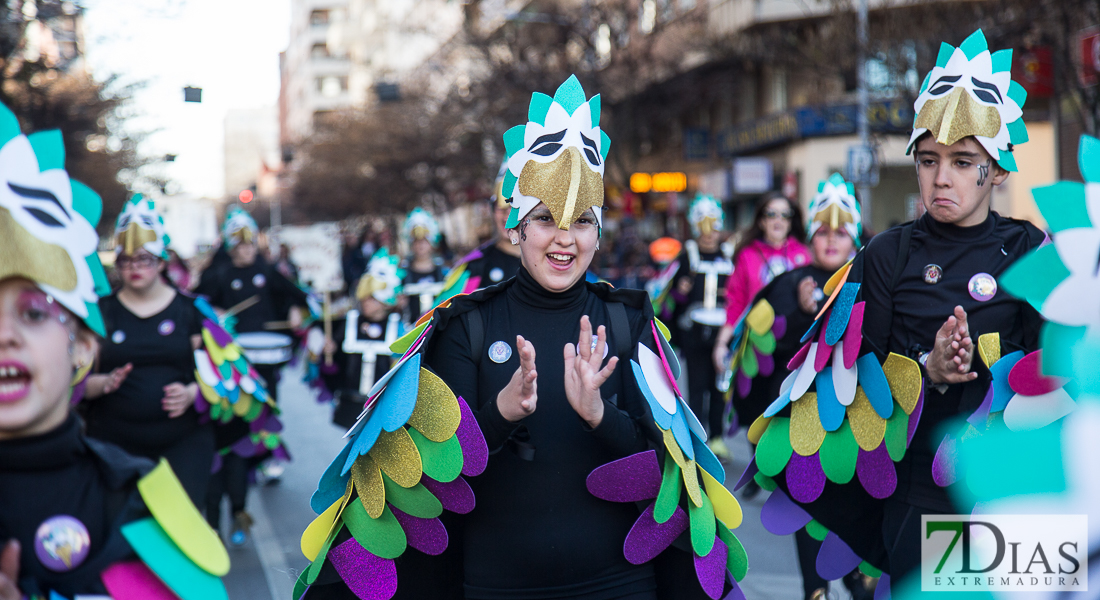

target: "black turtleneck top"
[859,211,1044,510]
[424,267,657,600]
[0,414,151,598]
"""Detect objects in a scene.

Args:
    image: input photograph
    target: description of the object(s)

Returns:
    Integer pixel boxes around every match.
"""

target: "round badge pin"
[489,267,504,282]
[969,272,998,302]
[488,340,512,364]
[231,279,243,290]
[158,319,175,336]
[253,274,266,288]
[366,323,384,338]
[35,515,90,572]
[923,264,943,285]
[111,330,126,344]
[590,334,608,358]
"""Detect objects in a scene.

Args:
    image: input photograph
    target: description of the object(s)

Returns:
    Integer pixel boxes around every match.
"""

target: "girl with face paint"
[0,104,228,600]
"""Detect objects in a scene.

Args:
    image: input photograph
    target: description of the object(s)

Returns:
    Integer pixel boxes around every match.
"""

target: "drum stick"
[263,321,292,330]
[224,295,260,319]
[323,291,334,367]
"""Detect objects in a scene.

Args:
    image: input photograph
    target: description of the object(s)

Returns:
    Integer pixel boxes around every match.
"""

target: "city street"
[220,363,852,600]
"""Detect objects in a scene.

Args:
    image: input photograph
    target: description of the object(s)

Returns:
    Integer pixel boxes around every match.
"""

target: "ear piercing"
[510,237,519,245]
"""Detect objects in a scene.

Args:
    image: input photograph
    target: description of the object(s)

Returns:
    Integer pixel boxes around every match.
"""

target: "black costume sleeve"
[424,313,520,453]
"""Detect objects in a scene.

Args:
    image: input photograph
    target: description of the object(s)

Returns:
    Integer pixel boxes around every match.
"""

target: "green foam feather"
[688,492,716,556]
[996,149,1018,172]
[1079,134,1100,182]
[884,406,909,462]
[935,42,955,69]
[528,92,553,126]
[502,170,518,200]
[503,125,526,159]
[755,417,792,477]
[959,29,988,61]
[381,473,443,519]
[1000,244,1068,310]
[0,102,19,144]
[410,429,463,483]
[990,49,1012,74]
[1031,181,1088,232]
[504,207,520,229]
[805,519,828,541]
[654,452,682,524]
[552,74,587,115]
[600,131,611,161]
[344,502,406,559]
[83,302,106,337]
[588,95,601,128]
[818,421,857,484]
[1007,81,1027,110]
[1040,323,1086,379]
[71,180,103,227]
[87,254,110,296]
[27,130,65,172]
[717,525,749,581]
[1007,119,1028,146]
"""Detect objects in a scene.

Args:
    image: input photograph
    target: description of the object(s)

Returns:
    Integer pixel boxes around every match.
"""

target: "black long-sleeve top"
[0,415,151,598]
[423,267,657,599]
[858,211,1044,510]
[194,258,308,334]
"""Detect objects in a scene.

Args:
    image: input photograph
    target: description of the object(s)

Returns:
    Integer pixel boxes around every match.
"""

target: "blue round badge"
[969,273,998,302]
[158,319,175,336]
[34,515,90,572]
[111,330,126,344]
[488,341,512,364]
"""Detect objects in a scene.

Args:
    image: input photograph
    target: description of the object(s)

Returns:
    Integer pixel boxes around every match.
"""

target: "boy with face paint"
[0,100,229,600]
[743,30,1046,595]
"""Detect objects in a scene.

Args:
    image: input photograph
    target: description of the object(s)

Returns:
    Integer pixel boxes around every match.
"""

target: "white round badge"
[231,279,243,290]
[488,341,512,364]
[590,335,609,359]
[111,330,126,344]
[253,274,266,288]
[366,323,384,338]
[489,267,504,282]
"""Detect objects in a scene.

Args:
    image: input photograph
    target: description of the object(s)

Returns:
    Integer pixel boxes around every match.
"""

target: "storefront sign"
[630,172,688,193]
[733,158,773,194]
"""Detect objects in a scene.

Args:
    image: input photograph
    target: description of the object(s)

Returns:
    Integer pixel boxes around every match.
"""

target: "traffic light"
[239,184,257,204]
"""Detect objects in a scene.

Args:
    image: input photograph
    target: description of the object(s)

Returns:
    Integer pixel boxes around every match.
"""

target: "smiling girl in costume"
[0,100,229,600]
[297,75,748,600]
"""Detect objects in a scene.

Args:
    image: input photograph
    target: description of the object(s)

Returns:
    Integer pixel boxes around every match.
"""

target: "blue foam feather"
[815,368,845,432]
[800,319,820,344]
[312,442,353,514]
[763,387,793,418]
[342,419,383,475]
[632,360,672,429]
[692,431,725,483]
[671,410,694,461]
[990,350,1024,412]
[856,354,894,419]
[824,283,860,346]
[376,354,421,432]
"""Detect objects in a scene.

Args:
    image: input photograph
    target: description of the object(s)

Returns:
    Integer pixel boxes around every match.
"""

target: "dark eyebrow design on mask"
[970,78,1003,103]
[8,183,70,219]
[529,130,567,149]
[931,74,962,88]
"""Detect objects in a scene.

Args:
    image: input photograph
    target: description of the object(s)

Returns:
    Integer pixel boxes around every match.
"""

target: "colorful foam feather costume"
[589,319,750,599]
[296,318,488,600]
[907,29,1028,172]
[0,99,229,600]
[191,297,288,462]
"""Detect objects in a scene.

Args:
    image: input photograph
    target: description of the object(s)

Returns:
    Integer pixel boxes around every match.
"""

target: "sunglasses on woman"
[764,210,792,220]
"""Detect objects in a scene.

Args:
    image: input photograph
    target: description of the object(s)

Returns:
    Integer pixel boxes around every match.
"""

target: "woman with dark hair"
[713,191,810,375]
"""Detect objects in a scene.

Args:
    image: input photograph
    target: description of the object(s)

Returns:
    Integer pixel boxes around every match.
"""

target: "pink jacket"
[724,238,812,325]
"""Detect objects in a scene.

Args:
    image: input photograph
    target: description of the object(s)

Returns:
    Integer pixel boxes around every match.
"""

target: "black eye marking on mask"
[529,130,566,156]
[580,133,600,166]
[9,183,70,220]
[970,78,1002,104]
[928,74,962,96]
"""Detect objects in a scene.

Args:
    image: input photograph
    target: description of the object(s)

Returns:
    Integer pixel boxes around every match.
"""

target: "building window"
[317,76,348,97]
[769,68,787,113]
[311,43,330,58]
[310,9,329,25]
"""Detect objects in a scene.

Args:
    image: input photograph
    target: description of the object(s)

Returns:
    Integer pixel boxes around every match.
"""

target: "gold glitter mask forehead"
[0,206,79,292]
[117,224,159,256]
[517,147,604,230]
[914,87,1001,148]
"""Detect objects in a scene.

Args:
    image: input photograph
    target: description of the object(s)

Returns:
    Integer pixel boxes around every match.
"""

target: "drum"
[237,332,294,366]
[689,306,727,328]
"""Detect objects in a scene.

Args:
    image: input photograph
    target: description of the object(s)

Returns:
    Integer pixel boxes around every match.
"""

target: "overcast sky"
[82,0,290,198]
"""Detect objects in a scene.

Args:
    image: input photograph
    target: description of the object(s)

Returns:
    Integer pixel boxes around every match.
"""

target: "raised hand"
[564,316,619,428]
[797,276,819,314]
[162,382,198,418]
[0,540,21,600]
[497,335,537,422]
[926,305,977,384]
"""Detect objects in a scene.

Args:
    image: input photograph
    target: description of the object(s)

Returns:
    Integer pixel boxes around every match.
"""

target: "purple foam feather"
[722,573,747,600]
[855,445,896,499]
[760,489,813,536]
[204,320,234,346]
[210,453,223,474]
[391,507,448,555]
[814,320,833,372]
[786,452,826,503]
[874,574,891,600]
[736,371,752,399]
[694,535,729,599]
[773,315,787,340]
[967,385,994,428]
[733,460,758,491]
[842,303,864,369]
[757,350,775,377]
[69,378,87,406]
[907,384,924,445]
[231,436,259,457]
[726,405,739,434]
[456,396,488,476]
[788,342,811,371]
[193,394,209,414]
[816,532,863,580]
[421,475,475,514]
[623,502,688,565]
[329,538,398,600]
[273,444,291,461]
[931,433,958,487]
[586,450,661,502]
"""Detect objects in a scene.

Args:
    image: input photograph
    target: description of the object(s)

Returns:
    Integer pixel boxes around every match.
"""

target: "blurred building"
[281,0,353,143]
[158,194,220,259]
[6,0,86,72]
[224,107,281,199]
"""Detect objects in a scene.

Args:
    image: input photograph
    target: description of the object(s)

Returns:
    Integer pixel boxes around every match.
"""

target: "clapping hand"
[497,335,538,422]
[0,540,21,600]
[564,316,619,428]
[162,382,198,418]
[926,305,978,385]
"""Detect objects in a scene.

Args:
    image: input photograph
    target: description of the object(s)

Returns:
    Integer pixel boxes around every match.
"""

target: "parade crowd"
[1,27,1093,600]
